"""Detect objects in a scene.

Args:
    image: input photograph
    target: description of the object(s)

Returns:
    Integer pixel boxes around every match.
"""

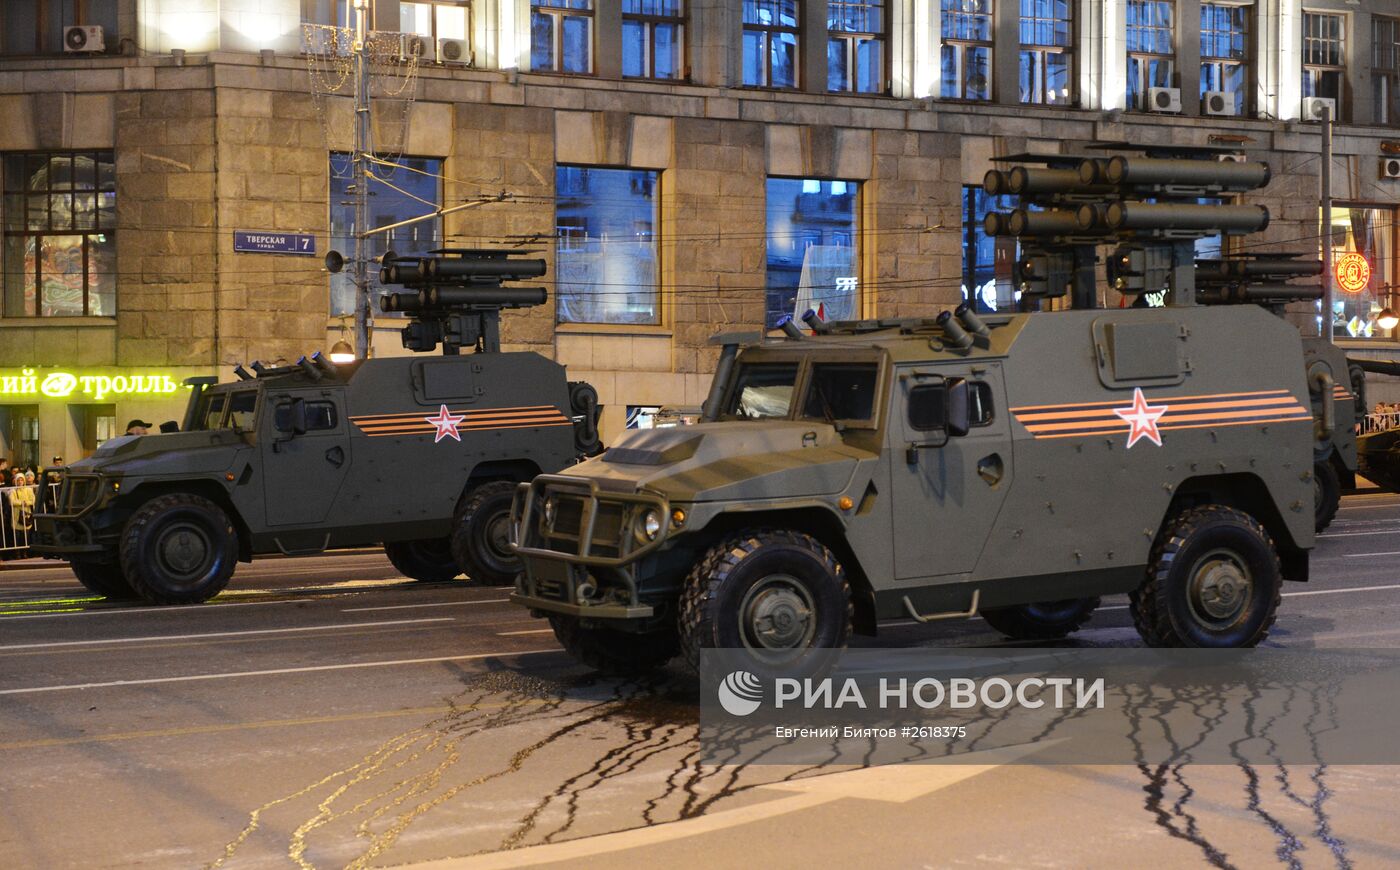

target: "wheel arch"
[458,459,543,508]
[120,479,253,562]
[1167,472,1308,582]
[693,505,876,636]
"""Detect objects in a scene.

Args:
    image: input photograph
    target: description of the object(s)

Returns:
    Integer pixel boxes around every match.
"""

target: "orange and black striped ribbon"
[350,405,572,437]
[1010,389,1312,441]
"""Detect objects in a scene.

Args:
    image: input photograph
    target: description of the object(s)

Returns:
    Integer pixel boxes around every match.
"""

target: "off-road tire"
[1131,505,1282,648]
[1314,459,1341,533]
[678,529,852,673]
[119,493,238,605]
[71,559,138,600]
[548,614,678,676]
[385,538,461,582]
[980,597,1101,641]
[450,481,521,586]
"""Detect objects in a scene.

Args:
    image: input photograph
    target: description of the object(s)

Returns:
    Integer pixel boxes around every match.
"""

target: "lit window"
[328,153,442,318]
[766,178,860,329]
[1324,204,1395,340]
[828,0,885,94]
[401,2,471,61]
[555,167,660,325]
[743,0,800,88]
[623,0,684,80]
[1126,0,1174,110]
[532,0,593,74]
[1303,12,1345,118]
[2,152,117,317]
[941,0,993,101]
[1019,0,1073,105]
[1376,17,1400,127]
[1200,4,1247,115]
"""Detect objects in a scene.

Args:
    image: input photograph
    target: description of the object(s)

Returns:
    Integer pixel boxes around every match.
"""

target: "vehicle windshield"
[190,392,227,431]
[226,392,258,431]
[726,363,799,419]
[800,363,878,423]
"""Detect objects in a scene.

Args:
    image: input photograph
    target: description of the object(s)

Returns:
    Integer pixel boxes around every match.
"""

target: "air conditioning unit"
[1382,157,1400,179]
[1218,153,1247,164]
[1203,91,1236,116]
[401,34,430,62]
[1303,96,1337,122]
[1149,86,1182,113]
[63,25,105,53]
[438,38,471,65]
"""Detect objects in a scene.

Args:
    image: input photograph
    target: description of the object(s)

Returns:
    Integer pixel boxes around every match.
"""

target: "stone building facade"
[2,0,1400,465]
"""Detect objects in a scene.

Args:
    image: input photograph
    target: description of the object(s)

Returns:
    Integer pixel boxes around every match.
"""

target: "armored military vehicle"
[510,152,1318,673]
[32,250,600,604]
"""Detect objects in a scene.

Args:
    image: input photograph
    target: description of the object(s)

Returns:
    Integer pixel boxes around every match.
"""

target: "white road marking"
[0,648,561,695]
[425,742,1054,869]
[1318,529,1400,538]
[1094,581,1400,612]
[0,618,456,652]
[0,597,319,620]
[1345,551,1400,558]
[342,599,512,612]
[496,628,554,636]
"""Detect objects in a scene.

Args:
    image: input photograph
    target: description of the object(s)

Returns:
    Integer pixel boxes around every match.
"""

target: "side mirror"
[289,398,308,435]
[945,377,972,438]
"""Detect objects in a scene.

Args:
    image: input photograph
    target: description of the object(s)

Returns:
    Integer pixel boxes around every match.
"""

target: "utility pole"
[352,0,372,360]
[1320,104,1333,343]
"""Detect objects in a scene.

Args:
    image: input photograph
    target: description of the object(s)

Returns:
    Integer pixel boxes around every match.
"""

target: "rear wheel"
[1314,459,1341,532]
[980,597,1100,641]
[450,481,521,586]
[549,615,678,676]
[679,529,851,674]
[120,493,238,605]
[71,560,138,600]
[1130,505,1281,648]
[385,538,460,582]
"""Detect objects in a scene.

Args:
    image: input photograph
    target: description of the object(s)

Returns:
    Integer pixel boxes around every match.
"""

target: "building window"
[961,186,1017,313]
[302,0,349,26]
[828,0,885,93]
[1019,0,1072,105]
[402,2,471,62]
[1,152,116,318]
[78,404,116,453]
[1126,0,1174,110]
[743,0,800,88]
[1200,3,1247,115]
[623,0,683,80]
[555,167,659,325]
[1303,12,1345,116]
[765,178,859,330]
[1374,17,1400,126]
[532,0,593,74]
[0,1,117,56]
[328,153,442,318]
[941,0,993,101]
[1325,204,1395,340]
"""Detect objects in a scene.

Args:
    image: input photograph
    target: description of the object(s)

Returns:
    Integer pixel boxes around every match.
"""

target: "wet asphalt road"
[1,494,1399,869]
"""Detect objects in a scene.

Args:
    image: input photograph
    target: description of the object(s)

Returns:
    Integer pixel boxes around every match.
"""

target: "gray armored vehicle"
[510,153,1318,673]
[32,250,600,604]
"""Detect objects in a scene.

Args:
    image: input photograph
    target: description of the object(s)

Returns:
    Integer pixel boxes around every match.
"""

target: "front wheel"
[980,597,1100,641]
[384,538,461,582]
[1130,505,1282,648]
[549,615,678,676]
[71,559,138,600]
[450,481,521,586]
[119,493,238,605]
[679,529,851,674]
[1314,459,1341,532]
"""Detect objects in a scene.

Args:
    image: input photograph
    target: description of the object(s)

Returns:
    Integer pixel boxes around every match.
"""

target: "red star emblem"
[1113,387,1168,448]
[425,404,465,443]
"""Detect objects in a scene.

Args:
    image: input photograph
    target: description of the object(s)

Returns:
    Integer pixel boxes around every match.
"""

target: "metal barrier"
[0,483,60,558]
[1363,412,1400,434]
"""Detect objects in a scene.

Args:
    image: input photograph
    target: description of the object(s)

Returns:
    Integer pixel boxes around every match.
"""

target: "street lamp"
[329,340,356,364]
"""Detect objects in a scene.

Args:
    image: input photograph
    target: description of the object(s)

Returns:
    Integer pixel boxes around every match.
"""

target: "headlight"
[638,508,663,542]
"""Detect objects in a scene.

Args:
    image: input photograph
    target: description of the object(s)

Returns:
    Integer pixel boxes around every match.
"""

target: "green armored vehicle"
[510,152,1319,673]
[32,250,600,604]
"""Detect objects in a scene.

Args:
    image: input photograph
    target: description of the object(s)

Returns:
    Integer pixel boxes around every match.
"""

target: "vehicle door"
[260,390,351,526]
[888,364,1013,581]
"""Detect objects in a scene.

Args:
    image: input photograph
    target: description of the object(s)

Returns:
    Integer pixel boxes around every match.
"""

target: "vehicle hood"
[561,421,870,502]
[67,430,249,477]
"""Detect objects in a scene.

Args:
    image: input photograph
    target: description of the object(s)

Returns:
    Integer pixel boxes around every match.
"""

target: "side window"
[907,384,946,431]
[227,392,258,431]
[202,394,227,429]
[969,381,994,425]
[801,363,879,422]
[274,401,339,432]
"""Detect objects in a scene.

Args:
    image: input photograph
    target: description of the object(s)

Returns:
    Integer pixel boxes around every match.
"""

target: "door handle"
[976,453,1004,486]
[325,446,345,468]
